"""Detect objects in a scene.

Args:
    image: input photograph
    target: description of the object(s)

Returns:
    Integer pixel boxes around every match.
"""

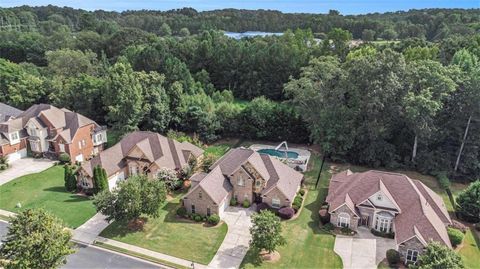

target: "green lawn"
[241,154,343,268]
[0,165,96,228]
[458,228,480,268]
[204,144,232,158]
[100,193,228,265]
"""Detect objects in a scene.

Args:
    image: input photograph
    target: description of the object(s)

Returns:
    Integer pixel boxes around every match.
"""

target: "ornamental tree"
[156,168,180,192]
[63,164,77,192]
[0,209,75,269]
[415,242,464,269]
[93,165,108,194]
[93,175,166,224]
[249,210,286,254]
[456,180,480,223]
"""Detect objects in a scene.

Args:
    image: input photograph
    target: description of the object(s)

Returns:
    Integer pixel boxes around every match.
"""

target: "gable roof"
[81,131,204,178]
[185,167,232,204]
[0,102,22,122]
[204,147,303,202]
[326,170,452,248]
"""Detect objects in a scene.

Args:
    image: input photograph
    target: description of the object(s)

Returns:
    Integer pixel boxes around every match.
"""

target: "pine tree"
[93,165,109,194]
[64,165,77,192]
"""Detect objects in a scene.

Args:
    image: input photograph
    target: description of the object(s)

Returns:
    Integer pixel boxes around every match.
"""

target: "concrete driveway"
[334,227,396,269]
[0,158,55,186]
[208,206,255,269]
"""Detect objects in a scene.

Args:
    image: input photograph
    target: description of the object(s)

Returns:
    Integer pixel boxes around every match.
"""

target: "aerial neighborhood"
[0,3,479,269]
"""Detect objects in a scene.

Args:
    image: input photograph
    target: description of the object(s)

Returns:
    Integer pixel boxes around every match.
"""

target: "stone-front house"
[183,148,304,218]
[0,103,106,163]
[326,170,452,265]
[78,131,204,191]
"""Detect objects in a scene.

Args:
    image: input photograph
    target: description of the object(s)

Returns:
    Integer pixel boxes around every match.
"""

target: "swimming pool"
[257,148,299,159]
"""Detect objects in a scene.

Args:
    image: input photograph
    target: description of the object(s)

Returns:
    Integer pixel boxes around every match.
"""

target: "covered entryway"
[108,171,125,190]
[7,148,27,163]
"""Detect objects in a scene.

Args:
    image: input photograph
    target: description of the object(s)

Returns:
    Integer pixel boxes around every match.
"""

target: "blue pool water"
[257,148,299,159]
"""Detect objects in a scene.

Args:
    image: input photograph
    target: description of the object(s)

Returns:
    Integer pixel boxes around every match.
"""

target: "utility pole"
[315,154,327,189]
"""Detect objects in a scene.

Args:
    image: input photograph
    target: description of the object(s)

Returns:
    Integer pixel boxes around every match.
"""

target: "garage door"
[108,171,125,190]
[7,149,27,163]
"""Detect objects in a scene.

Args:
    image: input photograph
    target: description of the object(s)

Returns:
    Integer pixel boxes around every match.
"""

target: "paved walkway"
[0,209,16,218]
[208,207,255,269]
[96,236,205,269]
[334,227,396,269]
[0,158,54,186]
[72,213,110,245]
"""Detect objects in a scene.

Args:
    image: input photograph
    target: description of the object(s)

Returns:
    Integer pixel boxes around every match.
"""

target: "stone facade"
[262,187,291,208]
[231,167,254,204]
[398,237,425,264]
[330,204,359,229]
[183,186,231,217]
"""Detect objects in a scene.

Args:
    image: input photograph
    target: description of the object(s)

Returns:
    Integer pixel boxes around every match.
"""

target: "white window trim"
[9,132,20,144]
[272,198,281,208]
[78,141,82,149]
[406,249,419,263]
[237,175,245,186]
[337,213,350,228]
[375,215,392,233]
[59,143,65,152]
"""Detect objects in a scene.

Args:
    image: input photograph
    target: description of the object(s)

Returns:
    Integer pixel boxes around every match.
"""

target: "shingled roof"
[81,131,204,178]
[0,102,22,122]
[196,148,303,203]
[326,170,452,248]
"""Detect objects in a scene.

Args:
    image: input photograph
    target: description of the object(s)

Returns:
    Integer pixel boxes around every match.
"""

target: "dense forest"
[0,6,478,181]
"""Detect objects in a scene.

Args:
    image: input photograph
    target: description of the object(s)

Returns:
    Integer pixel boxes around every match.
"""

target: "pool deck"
[250,144,311,172]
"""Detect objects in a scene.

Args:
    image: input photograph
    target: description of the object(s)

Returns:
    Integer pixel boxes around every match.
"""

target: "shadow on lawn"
[63,195,90,203]
[43,186,67,193]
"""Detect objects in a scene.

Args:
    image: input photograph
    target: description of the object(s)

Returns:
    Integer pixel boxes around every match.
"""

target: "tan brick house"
[326,170,453,265]
[0,103,106,163]
[78,131,204,191]
[183,148,304,218]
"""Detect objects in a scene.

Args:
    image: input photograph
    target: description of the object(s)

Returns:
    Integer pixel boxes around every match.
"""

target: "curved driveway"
[208,207,255,269]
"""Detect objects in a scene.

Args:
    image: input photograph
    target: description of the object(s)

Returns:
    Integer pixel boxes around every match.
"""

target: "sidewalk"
[72,213,110,245]
[96,236,207,269]
[0,209,16,218]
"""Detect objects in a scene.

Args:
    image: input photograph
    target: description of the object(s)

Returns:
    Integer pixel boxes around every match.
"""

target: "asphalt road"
[0,221,163,269]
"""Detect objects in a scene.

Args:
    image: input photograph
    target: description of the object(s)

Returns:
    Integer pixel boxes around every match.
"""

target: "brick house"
[78,131,204,191]
[326,170,453,265]
[0,103,26,163]
[183,148,304,219]
[0,103,106,163]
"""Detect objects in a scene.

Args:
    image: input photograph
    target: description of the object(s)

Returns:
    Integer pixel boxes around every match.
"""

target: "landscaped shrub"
[319,209,330,224]
[256,202,270,212]
[58,153,71,164]
[194,215,202,222]
[370,229,395,239]
[242,199,250,208]
[230,197,237,206]
[451,220,468,233]
[322,223,335,232]
[448,227,464,247]
[208,214,220,225]
[0,156,9,170]
[386,249,400,265]
[292,195,303,212]
[298,189,305,196]
[176,207,187,217]
[278,207,295,219]
[341,227,353,235]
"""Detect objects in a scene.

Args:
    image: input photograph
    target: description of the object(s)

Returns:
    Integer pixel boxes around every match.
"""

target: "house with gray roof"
[78,131,204,191]
[326,170,453,265]
[182,147,304,219]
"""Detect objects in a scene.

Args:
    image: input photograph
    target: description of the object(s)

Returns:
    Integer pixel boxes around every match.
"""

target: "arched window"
[337,212,350,228]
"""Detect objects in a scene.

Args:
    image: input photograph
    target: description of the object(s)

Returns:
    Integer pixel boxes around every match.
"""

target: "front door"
[360,215,369,226]
[253,193,262,203]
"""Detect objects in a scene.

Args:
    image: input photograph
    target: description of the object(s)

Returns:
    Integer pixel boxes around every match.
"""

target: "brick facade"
[0,138,27,156]
[262,187,291,208]
[231,167,254,204]
[183,186,231,217]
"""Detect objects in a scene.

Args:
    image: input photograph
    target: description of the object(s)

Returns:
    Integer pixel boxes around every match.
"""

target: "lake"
[223,31,283,39]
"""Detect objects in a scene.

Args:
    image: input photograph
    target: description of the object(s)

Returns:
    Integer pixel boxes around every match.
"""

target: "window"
[82,139,86,147]
[377,194,382,201]
[30,128,37,136]
[337,213,350,228]
[130,165,138,175]
[78,141,82,149]
[256,180,261,187]
[237,175,245,186]
[199,191,203,199]
[191,205,196,214]
[80,177,89,188]
[9,132,19,144]
[375,216,392,233]
[207,207,211,217]
[406,249,418,263]
[59,144,65,152]
[272,198,281,208]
